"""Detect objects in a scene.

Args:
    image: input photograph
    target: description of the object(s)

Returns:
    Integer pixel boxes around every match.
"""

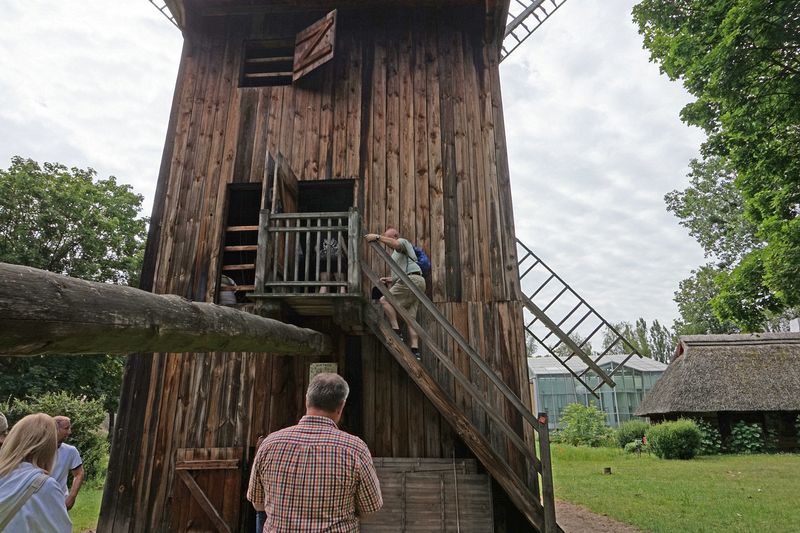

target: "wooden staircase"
[362,243,561,533]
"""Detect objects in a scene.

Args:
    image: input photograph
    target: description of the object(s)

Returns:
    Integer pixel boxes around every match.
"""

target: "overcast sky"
[0,0,707,328]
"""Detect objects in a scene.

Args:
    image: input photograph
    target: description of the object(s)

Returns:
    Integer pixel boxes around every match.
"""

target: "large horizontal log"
[0,263,331,357]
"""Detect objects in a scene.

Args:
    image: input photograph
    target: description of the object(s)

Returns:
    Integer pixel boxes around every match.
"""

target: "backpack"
[411,245,432,277]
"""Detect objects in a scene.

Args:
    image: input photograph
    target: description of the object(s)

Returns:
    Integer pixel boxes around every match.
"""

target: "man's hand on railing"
[379,276,392,285]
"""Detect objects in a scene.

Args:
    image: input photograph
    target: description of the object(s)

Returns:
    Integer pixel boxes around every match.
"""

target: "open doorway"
[297,180,354,293]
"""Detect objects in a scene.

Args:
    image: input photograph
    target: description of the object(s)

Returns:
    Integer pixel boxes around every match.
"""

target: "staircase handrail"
[366,241,542,431]
[360,259,543,473]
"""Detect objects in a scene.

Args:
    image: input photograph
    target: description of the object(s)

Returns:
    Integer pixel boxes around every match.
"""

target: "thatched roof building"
[636,332,800,417]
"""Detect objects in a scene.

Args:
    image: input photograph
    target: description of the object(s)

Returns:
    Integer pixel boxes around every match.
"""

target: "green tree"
[0,156,147,419]
[603,318,675,363]
[0,156,146,283]
[673,265,739,336]
[633,0,800,326]
[665,157,758,269]
[558,402,612,447]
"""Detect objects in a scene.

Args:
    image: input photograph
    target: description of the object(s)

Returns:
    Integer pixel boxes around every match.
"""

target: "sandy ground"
[556,499,643,533]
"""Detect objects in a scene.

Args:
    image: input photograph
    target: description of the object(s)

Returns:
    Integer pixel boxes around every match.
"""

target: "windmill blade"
[501,0,569,62]
[148,0,180,29]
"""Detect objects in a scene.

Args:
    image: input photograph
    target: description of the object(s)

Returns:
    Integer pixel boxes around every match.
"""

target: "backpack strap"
[0,472,49,530]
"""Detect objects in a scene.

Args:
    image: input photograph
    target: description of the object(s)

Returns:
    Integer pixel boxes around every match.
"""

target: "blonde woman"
[0,413,72,532]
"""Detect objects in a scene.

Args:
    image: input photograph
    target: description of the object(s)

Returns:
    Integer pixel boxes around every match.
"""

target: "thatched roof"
[636,332,800,416]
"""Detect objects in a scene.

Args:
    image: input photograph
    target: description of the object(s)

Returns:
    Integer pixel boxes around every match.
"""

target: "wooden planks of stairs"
[364,307,547,531]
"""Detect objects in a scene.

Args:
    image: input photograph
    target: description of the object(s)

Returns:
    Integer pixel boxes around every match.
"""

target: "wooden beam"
[0,263,332,357]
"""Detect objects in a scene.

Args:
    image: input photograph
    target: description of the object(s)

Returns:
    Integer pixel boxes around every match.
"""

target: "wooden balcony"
[248,209,363,324]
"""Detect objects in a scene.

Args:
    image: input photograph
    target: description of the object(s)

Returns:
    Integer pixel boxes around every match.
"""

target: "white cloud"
[502,0,706,326]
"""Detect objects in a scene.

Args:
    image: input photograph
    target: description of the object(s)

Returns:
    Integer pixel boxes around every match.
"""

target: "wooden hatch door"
[171,448,243,533]
[293,10,336,82]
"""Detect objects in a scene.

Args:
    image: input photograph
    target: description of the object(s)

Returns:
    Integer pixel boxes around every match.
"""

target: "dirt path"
[556,499,643,533]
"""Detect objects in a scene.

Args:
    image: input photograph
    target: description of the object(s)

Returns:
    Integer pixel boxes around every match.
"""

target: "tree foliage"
[604,318,674,363]
[2,392,108,479]
[0,156,146,415]
[557,402,612,447]
[673,265,740,336]
[0,156,146,284]
[665,157,758,269]
[633,0,800,327]
[0,355,124,415]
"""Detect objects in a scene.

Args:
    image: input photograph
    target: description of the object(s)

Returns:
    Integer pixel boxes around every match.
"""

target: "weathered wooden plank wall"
[101,6,531,532]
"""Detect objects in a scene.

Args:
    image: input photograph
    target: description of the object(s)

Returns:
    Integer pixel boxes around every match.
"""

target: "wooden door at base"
[171,447,243,532]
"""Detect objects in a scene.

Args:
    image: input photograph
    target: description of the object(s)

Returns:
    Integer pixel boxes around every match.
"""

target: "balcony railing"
[252,209,361,296]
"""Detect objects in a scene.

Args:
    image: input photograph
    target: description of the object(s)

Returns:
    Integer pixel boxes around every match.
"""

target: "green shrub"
[645,419,701,459]
[558,402,613,447]
[729,421,764,454]
[796,415,800,447]
[693,418,722,455]
[1,392,108,479]
[764,423,780,453]
[616,419,650,448]
[623,440,644,454]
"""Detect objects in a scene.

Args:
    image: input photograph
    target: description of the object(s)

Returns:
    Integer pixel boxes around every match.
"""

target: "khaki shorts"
[389,274,426,317]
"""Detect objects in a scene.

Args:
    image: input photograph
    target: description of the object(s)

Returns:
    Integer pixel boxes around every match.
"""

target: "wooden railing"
[362,242,557,533]
[253,209,360,295]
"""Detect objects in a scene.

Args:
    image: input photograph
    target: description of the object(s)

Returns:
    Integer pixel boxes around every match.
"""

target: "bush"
[729,421,764,454]
[796,414,800,445]
[1,392,108,479]
[558,402,613,447]
[645,419,701,459]
[616,419,650,448]
[623,440,644,454]
[693,418,722,455]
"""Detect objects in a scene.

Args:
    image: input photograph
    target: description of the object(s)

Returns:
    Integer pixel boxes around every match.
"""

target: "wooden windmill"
[97,1,641,531]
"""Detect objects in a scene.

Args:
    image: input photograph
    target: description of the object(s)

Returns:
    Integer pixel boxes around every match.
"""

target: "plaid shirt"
[247,416,383,532]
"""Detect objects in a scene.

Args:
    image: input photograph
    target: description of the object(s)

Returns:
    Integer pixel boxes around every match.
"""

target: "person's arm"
[246,450,266,512]
[364,233,403,251]
[65,464,84,510]
[354,453,383,517]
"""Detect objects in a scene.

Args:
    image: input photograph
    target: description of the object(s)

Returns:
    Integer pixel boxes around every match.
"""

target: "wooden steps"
[363,307,552,532]
[362,458,494,532]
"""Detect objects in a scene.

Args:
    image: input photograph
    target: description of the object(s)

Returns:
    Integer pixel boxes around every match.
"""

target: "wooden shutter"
[293,10,337,82]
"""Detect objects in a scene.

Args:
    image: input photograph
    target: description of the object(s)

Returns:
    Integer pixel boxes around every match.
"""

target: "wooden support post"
[0,263,331,356]
[347,208,361,294]
[254,209,271,294]
[537,412,557,533]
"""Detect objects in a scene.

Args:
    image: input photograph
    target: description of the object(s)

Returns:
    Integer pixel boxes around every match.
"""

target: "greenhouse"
[528,354,667,428]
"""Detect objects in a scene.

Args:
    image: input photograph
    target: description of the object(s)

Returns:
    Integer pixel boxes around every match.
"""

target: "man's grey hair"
[0,412,7,433]
[306,373,349,412]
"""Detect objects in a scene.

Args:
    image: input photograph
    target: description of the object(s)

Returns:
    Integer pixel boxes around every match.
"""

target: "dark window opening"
[241,39,294,87]
[218,184,262,303]
[297,179,354,213]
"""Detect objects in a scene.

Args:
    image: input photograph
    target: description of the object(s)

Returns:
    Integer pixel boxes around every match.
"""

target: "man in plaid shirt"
[247,373,383,532]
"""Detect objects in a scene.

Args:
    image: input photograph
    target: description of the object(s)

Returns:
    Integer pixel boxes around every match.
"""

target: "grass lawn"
[552,445,800,532]
[69,478,103,533]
